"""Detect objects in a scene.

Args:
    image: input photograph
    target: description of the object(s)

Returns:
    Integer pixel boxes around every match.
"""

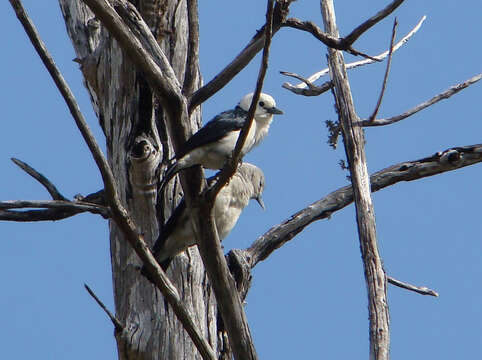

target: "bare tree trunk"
[58,1,219,359]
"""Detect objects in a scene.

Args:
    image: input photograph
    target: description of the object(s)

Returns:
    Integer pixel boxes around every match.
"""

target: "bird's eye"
[259,101,265,107]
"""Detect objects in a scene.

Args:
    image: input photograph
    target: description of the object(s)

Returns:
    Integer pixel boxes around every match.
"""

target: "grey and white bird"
[160,92,282,191]
[153,163,265,270]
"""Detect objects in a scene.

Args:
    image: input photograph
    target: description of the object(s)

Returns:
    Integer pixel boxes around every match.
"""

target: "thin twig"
[11,158,68,201]
[283,16,426,93]
[206,0,275,202]
[84,284,124,332]
[359,73,482,126]
[281,71,333,96]
[10,2,216,359]
[195,3,276,360]
[387,276,439,297]
[368,18,398,121]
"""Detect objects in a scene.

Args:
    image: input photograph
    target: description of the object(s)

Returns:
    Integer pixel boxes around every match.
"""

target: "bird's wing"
[177,107,247,158]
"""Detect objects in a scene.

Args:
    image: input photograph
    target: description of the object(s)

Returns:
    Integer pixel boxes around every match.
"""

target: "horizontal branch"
[0,200,109,216]
[359,73,482,126]
[387,276,438,297]
[282,16,426,94]
[245,143,482,268]
[0,190,106,222]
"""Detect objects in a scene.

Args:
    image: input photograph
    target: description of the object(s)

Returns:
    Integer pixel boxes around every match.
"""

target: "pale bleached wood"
[321,1,390,359]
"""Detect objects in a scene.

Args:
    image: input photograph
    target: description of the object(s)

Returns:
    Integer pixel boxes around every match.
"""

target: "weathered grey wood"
[243,143,482,268]
[58,1,217,359]
[321,1,390,359]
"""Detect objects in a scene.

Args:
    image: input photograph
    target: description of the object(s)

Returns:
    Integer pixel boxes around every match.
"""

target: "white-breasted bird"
[160,92,282,192]
[153,163,265,270]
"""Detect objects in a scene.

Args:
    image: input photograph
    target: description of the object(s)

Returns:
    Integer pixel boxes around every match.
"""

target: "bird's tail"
[159,161,181,194]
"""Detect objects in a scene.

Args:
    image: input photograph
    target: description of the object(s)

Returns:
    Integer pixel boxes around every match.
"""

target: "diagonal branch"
[368,18,397,121]
[84,284,124,332]
[344,0,404,45]
[359,73,482,126]
[206,0,274,203]
[243,143,482,268]
[9,2,215,359]
[11,158,68,201]
[282,16,426,94]
[387,276,438,297]
[282,0,404,59]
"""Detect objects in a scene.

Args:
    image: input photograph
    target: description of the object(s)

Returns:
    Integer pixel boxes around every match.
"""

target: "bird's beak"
[256,195,265,210]
[267,106,283,115]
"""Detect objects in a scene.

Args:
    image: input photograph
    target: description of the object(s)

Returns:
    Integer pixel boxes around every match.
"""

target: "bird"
[152,163,265,270]
[160,92,282,192]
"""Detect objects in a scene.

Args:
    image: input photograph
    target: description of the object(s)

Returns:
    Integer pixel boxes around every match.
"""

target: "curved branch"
[11,158,68,201]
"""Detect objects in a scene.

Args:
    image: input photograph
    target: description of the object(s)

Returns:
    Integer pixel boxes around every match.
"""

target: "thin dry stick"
[195,3,276,360]
[207,0,275,202]
[387,276,438,297]
[369,18,397,121]
[283,16,426,92]
[9,2,215,359]
[360,73,482,126]
[84,284,124,331]
[11,158,67,201]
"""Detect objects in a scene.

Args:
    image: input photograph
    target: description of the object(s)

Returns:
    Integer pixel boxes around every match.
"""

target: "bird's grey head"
[237,163,266,209]
[238,93,283,120]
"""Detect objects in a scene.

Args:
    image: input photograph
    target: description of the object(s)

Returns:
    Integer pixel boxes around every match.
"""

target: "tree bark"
[320,1,390,359]
[59,1,220,359]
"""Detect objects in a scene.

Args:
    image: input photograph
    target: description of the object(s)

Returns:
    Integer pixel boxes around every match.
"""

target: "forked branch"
[283,0,404,59]
[282,16,426,94]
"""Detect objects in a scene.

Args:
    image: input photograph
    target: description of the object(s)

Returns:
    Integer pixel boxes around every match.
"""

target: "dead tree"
[3,0,480,359]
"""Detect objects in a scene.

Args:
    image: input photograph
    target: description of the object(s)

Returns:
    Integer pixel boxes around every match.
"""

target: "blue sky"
[1,1,481,359]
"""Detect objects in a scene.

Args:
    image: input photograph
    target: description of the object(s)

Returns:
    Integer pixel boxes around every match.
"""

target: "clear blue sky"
[1,1,481,359]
